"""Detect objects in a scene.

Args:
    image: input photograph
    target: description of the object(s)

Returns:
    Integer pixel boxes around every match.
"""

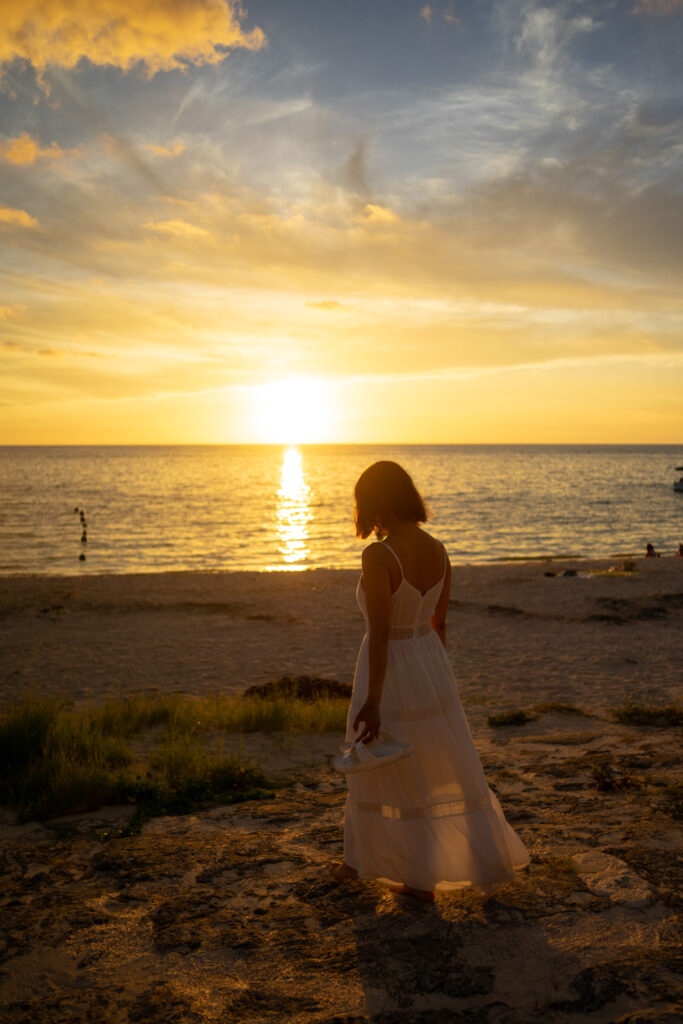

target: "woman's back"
[382,529,446,597]
[357,529,448,631]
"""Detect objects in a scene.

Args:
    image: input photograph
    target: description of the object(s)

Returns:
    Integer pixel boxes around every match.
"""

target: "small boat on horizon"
[674,466,683,493]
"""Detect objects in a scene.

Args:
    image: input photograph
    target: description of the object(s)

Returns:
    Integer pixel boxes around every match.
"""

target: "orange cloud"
[306,300,347,311]
[143,141,185,158]
[144,218,209,238]
[0,0,265,74]
[420,5,434,27]
[0,206,38,228]
[632,0,683,12]
[443,5,462,27]
[363,204,401,225]
[0,304,25,319]
[0,133,71,165]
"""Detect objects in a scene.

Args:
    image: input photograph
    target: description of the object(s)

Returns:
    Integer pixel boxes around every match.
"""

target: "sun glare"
[274,446,313,568]
[251,377,334,444]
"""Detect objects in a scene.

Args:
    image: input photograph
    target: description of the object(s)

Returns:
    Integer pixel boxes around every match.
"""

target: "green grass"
[487,703,593,728]
[0,687,349,822]
[612,703,683,727]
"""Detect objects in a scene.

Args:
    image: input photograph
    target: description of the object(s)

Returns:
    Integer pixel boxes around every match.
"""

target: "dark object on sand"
[487,709,538,727]
[562,569,577,577]
[544,571,556,577]
[244,675,352,702]
[79,553,86,561]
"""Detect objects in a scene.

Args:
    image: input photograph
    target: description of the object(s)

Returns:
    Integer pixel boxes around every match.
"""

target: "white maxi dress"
[344,541,530,892]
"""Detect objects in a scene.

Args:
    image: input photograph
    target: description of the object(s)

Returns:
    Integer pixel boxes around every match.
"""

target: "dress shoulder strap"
[382,541,404,577]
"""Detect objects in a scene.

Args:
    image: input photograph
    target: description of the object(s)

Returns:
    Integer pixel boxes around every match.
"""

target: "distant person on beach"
[329,460,529,901]
[645,543,658,558]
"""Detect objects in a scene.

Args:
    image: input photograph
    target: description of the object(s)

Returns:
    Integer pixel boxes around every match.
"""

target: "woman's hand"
[353,698,381,744]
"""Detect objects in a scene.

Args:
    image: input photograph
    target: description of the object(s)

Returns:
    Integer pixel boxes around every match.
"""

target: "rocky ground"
[1,711,681,1024]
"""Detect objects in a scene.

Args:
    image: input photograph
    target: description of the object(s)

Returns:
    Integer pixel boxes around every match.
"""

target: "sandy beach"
[1,556,682,720]
[1,558,682,1022]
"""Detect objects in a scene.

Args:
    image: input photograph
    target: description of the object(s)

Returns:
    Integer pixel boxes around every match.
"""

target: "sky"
[0,0,682,444]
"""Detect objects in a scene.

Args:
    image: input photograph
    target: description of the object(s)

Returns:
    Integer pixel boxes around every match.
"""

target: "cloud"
[0,304,24,319]
[632,0,683,13]
[443,6,462,27]
[420,5,434,27]
[36,347,106,357]
[0,0,265,75]
[514,3,596,71]
[0,206,38,228]
[342,138,371,196]
[362,204,401,224]
[0,133,74,165]
[306,300,347,311]
[144,218,210,238]
[143,141,185,158]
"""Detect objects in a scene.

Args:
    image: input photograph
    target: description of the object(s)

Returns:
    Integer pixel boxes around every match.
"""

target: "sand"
[1,556,681,722]
[1,558,682,1022]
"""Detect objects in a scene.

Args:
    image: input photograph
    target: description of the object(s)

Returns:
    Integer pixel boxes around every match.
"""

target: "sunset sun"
[251,378,335,444]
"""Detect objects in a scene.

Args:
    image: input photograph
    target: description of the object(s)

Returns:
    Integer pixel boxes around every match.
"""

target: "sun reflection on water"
[275,447,313,568]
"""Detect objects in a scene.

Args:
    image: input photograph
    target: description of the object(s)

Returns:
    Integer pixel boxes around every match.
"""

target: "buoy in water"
[79,553,86,561]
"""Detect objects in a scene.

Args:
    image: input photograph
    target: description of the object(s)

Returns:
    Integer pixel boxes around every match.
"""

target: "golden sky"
[1,0,682,443]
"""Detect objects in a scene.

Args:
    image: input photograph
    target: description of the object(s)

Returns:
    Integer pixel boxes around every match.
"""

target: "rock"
[551,963,634,1013]
[566,891,593,906]
[572,850,653,908]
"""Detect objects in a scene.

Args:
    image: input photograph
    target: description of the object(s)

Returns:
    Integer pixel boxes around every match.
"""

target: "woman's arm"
[430,555,452,648]
[353,543,392,743]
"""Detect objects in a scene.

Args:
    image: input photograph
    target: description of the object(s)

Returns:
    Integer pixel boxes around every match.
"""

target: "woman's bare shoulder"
[362,541,391,568]
[420,530,448,554]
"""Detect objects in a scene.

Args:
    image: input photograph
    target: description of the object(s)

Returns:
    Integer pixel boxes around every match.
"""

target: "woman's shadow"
[336,874,612,1024]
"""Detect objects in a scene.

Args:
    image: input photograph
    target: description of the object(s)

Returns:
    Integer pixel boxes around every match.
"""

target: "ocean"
[1,445,682,574]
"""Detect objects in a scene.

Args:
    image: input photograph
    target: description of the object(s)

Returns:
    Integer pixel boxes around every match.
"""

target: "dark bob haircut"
[354,461,429,539]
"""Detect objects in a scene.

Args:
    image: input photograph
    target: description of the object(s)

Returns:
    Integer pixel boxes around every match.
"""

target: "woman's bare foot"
[329,861,359,883]
[388,883,435,904]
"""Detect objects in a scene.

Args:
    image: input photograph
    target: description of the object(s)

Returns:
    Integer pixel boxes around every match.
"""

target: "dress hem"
[347,859,531,895]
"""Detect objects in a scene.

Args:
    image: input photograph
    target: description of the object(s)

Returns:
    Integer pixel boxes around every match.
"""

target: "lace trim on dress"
[352,793,492,821]
[389,621,432,640]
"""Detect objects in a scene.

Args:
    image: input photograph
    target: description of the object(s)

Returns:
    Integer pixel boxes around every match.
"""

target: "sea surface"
[1,445,682,574]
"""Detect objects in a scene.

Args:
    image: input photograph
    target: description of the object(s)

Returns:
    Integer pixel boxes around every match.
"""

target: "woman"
[330,461,529,901]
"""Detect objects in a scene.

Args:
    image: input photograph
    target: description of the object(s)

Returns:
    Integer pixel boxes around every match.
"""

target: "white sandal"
[333,731,412,774]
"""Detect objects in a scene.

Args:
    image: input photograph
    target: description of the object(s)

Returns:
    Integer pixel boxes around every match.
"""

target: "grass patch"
[543,855,578,876]
[0,683,350,821]
[487,710,538,728]
[161,692,348,736]
[487,703,591,728]
[0,686,347,821]
[612,703,683,728]
[591,763,639,793]
[534,702,590,717]
[244,675,351,701]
